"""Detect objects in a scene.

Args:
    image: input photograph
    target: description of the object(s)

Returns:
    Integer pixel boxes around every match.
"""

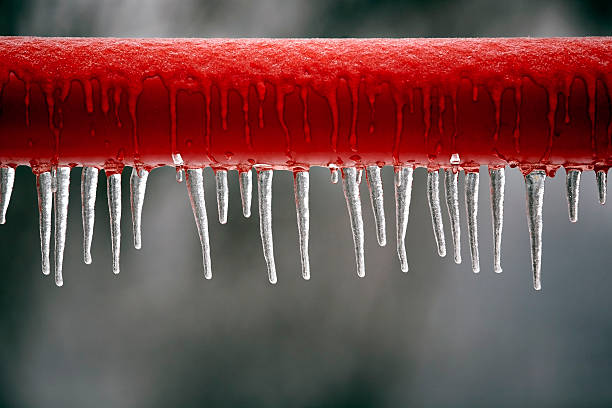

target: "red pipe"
[1,37,611,175]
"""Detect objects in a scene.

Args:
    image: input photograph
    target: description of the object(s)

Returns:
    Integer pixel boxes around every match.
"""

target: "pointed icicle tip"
[444,169,461,264]
[216,169,229,224]
[395,166,414,272]
[258,170,277,284]
[525,170,546,291]
[36,171,53,276]
[366,165,386,247]
[489,168,505,273]
[342,167,366,277]
[596,170,607,205]
[294,171,310,280]
[81,167,99,264]
[130,167,149,250]
[0,167,15,225]
[107,173,122,275]
[239,170,252,218]
[566,169,581,223]
[54,167,71,287]
[427,170,446,257]
[186,169,212,279]
[465,172,480,273]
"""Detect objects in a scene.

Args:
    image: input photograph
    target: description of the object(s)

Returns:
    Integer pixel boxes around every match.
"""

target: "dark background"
[1,1,612,406]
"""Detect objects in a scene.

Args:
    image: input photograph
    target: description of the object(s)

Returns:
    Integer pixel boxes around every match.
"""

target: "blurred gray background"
[1,0,612,406]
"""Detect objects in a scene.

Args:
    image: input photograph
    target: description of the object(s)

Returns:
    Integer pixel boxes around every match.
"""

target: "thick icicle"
[186,169,212,279]
[427,170,446,257]
[107,173,122,275]
[465,172,480,273]
[81,167,99,264]
[366,165,386,247]
[0,167,15,224]
[444,169,461,264]
[216,169,228,224]
[566,169,581,223]
[54,167,71,287]
[294,171,310,280]
[130,168,149,249]
[239,170,252,217]
[597,170,607,205]
[395,166,413,272]
[489,168,505,273]
[342,167,365,277]
[258,170,277,284]
[36,171,52,276]
[330,168,339,184]
[525,170,546,291]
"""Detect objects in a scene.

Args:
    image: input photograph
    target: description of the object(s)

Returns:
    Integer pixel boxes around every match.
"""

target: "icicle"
[130,168,148,249]
[186,169,212,279]
[107,173,122,275]
[566,169,581,223]
[330,167,339,184]
[215,169,228,224]
[489,168,505,273]
[258,170,277,284]
[597,170,607,205]
[172,153,184,183]
[239,170,252,217]
[294,171,310,280]
[342,167,365,277]
[54,167,71,287]
[81,167,98,264]
[525,170,546,290]
[366,165,386,246]
[465,172,480,273]
[0,167,15,224]
[36,171,52,276]
[395,166,413,272]
[427,170,446,257]
[444,169,461,264]
[356,168,363,185]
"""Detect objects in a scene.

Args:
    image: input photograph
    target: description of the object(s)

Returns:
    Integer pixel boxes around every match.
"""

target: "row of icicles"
[0,157,606,289]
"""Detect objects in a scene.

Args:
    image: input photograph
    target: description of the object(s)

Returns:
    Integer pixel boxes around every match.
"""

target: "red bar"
[0,37,611,174]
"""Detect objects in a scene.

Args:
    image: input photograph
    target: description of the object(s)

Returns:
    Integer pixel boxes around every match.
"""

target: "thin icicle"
[54,167,71,287]
[525,170,546,291]
[81,167,98,264]
[330,168,339,184]
[444,169,461,264]
[130,168,149,249]
[489,168,505,273]
[427,170,446,257]
[0,167,15,224]
[36,171,52,276]
[216,169,228,224]
[186,169,212,279]
[258,170,277,284]
[172,153,185,183]
[239,170,252,217]
[342,167,365,277]
[356,168,363,185]
[597,170,607,205]
[366,165,386,247]
[395,166,413,272]
[465,172,480,273]
[107,173,122,275]
[294,171,310,280]
[566,169,581,223]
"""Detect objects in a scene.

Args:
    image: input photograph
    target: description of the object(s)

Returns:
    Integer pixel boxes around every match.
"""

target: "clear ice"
[444,169,461,264]
[216,169,229,224]
[294,171,310,280]
[107,173,122,275]
[366,165,386,247]
[130,168,149,249]
[239,170,252,217]
[81,167,99,264]
[54,167,71,287]
[394,166,413,272]
[465,172,480,273]
[0,167,15,224]
[342,167,365,277]
[186,169,212,279]
[489,168,505,273]
[525,170,546,290]
[258,170,277,284]
[427,170,446,257]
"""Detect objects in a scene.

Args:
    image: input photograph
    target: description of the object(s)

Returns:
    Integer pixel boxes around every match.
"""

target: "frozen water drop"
[395,166,413,272]
[81,167,98,264]
[525,170,546,291]
[465,172,480,273]
[216,169,228,224]
[130,167,149,249]
[342,167,365,277]
[489,168,505,273]
[294,171,310,280]
[444,169,461,264]
[596,170,607,205]
[107,173,122,274]
[0,167,15,224]
[239,170,252,217]
[366,165,386,246]
[427,170,446,257]
[186,169,212,279]
[450,153,460,165]
[258,170,277,284]
[566,169,581,223]
[36,171,52,276]
[54,167,71,287]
